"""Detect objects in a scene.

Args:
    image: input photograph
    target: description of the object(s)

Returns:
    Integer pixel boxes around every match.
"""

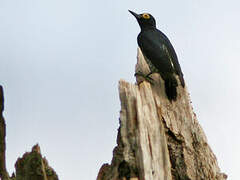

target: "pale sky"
[0,0,239,179]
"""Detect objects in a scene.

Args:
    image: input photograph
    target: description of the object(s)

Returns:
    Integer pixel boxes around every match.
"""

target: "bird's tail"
[163,74,178,101]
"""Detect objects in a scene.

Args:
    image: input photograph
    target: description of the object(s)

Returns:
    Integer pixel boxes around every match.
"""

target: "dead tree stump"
[97,49,227,180]
[14,144,58,180]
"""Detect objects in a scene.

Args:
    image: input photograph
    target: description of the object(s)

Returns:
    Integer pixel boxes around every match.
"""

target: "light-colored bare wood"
[97,48,227,180]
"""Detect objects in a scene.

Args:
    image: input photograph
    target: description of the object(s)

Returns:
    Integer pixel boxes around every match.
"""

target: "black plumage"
[129,10,185,101]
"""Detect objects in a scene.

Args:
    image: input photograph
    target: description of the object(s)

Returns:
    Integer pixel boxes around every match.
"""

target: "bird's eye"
[142,13,150,19]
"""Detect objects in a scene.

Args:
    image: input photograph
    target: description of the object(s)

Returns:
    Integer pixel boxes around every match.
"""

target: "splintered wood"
[97,49,227,180]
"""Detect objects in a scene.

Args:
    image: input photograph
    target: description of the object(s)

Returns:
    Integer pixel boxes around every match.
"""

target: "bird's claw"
[135,71,155,85]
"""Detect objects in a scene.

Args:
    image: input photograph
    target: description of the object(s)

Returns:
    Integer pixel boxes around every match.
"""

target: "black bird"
[129,10,185,101]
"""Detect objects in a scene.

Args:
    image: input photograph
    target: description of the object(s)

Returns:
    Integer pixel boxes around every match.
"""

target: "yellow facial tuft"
[142,13,150,19]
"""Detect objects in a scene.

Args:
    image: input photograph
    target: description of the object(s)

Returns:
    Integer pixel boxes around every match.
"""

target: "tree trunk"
[97,49,227,180]
[0,86,9,180]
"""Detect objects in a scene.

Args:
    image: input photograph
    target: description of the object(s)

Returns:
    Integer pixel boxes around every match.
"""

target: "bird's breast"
[143,55,159,73]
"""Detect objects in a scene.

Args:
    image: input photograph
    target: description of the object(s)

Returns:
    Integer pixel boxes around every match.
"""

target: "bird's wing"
[138,31,173,73]
[138,30,185,87]
[159,32,183,74]
[159,32,185,87]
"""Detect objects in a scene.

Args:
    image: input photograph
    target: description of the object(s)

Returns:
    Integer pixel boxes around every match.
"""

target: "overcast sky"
[0,0,239,179]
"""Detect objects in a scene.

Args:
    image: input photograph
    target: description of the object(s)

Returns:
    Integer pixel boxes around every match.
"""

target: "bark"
[97,49,227,180]
[0,86,9,180]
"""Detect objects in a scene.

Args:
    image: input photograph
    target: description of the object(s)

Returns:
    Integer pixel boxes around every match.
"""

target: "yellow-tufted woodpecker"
[129,10,185,101]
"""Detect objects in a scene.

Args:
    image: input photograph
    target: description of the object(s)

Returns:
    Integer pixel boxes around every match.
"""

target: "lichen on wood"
[14,144,58,180]
[97,49,227,180]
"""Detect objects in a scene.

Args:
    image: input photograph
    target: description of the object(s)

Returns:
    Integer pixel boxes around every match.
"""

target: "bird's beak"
[128,10,141,19]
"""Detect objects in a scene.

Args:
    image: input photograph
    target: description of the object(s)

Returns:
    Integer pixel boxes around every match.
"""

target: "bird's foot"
[135,71,154,85]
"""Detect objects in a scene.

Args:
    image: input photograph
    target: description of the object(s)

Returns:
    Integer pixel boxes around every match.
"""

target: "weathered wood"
[97,49,227,180]
[15,144,58,180]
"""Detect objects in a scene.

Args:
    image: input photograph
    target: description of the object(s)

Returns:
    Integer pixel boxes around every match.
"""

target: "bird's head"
[129,10,156,30]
